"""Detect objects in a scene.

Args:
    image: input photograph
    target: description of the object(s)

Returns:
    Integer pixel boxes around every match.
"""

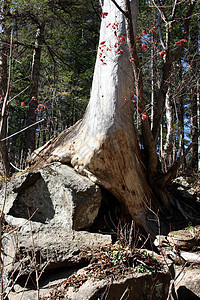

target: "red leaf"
[177,39,187,45]
[102,12,108,18]
[142,112,149,120]
[159,50,167,58]
[21,102,25,106]
[112,21,119,29]
[142,43,147,50]
[32,96,37,100]
[129,57,135,62]
[142,29,147,35]
[61,91,68,95]
[38,103,47,110]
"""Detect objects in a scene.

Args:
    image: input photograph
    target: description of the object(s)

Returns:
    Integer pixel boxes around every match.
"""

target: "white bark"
[163,85,173,171]
[31,0,158,231]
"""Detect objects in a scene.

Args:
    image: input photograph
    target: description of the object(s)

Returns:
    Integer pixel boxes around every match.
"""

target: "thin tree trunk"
[0,1,11,175]
[190,21,199,170]
[150,35,155,130]
[26,24,45,158]
[163,85,173,171]
[198,80,200,171]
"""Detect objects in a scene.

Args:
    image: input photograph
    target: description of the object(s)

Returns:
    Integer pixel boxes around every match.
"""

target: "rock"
[175,265,200,298]
[154,235,170,248]
[2,222,111,299]
[173,177,190,188]
[0,163,175,300]
[0,162,102,230]
[64,273,172,300]
[58,251,174,300]
[167,229,198,250]
[180,251,200,264]
[3,223,112,276]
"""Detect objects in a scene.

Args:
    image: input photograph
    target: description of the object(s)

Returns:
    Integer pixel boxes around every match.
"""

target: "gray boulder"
[3,223,111,295]
[1,162,102,230]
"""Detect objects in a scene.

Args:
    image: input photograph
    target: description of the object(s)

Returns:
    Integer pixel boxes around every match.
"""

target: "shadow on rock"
[177,286,200,300]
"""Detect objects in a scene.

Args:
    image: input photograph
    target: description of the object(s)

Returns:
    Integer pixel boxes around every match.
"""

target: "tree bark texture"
[31,0,160,233]
[163,85,173,171]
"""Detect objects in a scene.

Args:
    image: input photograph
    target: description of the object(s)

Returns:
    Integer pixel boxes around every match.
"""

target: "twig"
[7,85,30,104]
[2,209,38,240]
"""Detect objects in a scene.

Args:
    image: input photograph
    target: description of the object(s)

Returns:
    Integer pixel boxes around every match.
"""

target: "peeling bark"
[163,85,173,171]
[29,0,197,233]
[30,0,159,233]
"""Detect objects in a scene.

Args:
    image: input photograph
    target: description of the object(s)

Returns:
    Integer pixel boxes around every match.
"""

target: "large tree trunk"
[30,0,197,233]
[31,0,161,233]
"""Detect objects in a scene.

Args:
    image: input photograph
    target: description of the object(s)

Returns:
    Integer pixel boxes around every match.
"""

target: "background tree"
[0,0,11,175]
[1,0,100,170]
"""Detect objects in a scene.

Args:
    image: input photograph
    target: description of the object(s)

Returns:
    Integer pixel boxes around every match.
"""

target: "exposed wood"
[30,0,197,233]
[31,0,159,233]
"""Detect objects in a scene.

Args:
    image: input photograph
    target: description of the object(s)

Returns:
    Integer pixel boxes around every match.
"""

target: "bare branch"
[7,85,30,104]
[110,0,130,19]
[171,0,178,20]
[157,12,166,50]
[151,0,168,24]
[0,118,45,142]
